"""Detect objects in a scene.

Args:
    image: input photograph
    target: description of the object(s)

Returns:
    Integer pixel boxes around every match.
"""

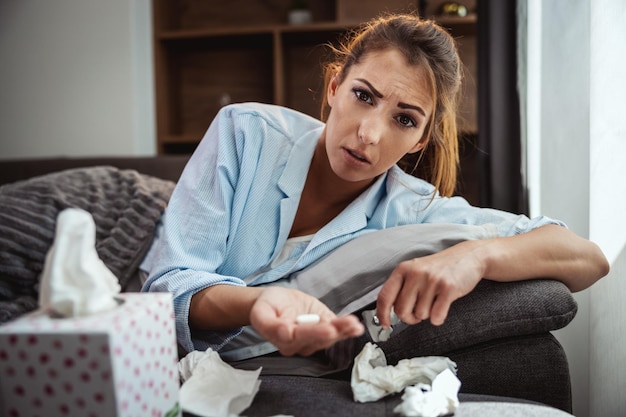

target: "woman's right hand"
[249,287,364,356]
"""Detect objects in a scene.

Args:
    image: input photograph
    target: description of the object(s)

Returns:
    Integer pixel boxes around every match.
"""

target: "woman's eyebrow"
[356,78,383,98]
[398,102,426,117]
[356,78,426,117]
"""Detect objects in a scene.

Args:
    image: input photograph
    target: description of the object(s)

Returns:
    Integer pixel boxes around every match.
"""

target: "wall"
[588,0,626,416]
[527,1,591,415]
[526,0,626,416]
[0,0,155,159]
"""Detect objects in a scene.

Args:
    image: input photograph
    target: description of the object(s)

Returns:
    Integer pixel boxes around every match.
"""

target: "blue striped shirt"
[140,102,564,353]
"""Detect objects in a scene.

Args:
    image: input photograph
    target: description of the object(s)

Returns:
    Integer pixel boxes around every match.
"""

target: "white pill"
[296,314,320,324]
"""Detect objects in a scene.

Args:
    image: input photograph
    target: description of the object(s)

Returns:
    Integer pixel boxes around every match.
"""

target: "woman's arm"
[189,285,265,330]
[376,224,610,328]
[189,285,364,356]
[476,224,609,291]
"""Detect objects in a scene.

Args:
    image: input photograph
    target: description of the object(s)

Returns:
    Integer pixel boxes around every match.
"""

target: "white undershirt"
[270,234,314,268]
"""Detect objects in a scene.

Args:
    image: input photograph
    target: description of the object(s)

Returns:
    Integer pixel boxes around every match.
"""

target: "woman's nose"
[358,117,384,145]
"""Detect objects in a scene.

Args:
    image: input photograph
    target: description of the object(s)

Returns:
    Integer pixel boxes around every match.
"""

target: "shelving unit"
[152,0,478,155]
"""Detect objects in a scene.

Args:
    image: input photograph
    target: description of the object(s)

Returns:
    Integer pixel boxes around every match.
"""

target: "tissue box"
[0,293,181,417]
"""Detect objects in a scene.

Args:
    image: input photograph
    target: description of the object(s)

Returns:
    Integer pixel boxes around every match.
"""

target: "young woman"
[140,14,608,365]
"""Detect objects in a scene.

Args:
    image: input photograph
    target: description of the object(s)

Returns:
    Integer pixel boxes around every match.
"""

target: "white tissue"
[351,342,457,403]
[393,368,461,417]
[179,348,262,417]
[38,208,121,317]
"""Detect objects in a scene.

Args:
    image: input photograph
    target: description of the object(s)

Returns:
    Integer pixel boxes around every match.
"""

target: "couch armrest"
[382,278,577,358]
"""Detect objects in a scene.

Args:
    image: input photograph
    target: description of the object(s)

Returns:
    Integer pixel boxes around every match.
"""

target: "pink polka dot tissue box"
[0,293,181,417]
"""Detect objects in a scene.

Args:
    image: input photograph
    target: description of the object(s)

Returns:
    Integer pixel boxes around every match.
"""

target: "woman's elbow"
[570,241,610,292]
[591,242,611,281]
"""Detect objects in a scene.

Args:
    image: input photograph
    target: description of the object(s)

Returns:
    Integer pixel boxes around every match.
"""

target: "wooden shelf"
[157,15,476,41]
[152,0,478,154]
[157,21,350,40]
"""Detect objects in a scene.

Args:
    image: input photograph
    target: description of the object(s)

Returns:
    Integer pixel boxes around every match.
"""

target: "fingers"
[281,315,364,356]
[378,261,431,327]
[378,259,461,327]
[430,293,454,326]
[376,270,403,328]
[332,314,365,338]
[411,280,437,323]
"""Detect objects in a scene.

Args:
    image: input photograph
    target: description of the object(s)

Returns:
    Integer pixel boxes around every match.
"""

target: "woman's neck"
[288,135,376,238]
[305,135,374,206]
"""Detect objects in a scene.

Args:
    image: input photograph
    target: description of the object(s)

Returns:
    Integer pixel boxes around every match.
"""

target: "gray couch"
[0,156,578,416]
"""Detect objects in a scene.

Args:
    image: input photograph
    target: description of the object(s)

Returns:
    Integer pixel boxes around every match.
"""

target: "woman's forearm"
[189,284,264,330]
[476,224,609,292]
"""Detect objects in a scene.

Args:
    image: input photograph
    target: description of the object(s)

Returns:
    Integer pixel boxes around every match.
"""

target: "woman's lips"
[343,147,370,165]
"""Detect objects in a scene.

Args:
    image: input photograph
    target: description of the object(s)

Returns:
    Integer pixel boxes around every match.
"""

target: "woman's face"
[324,48,434,184]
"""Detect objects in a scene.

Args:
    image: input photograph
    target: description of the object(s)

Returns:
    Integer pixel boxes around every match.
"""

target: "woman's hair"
[320,14,463,197]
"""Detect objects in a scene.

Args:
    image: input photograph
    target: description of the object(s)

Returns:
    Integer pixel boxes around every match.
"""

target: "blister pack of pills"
[362,308,402,342]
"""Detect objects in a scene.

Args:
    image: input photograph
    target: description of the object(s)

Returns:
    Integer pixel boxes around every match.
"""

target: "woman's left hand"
[376,240,485,328]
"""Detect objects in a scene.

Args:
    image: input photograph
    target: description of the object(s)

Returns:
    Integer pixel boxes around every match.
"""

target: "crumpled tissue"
[178,348,262,417]
[38,208,121,317]
[393,368,461,417]
[351,342,458,404]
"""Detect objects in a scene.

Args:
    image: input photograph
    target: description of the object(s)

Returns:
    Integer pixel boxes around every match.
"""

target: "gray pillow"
[0,166,174,323]
[287,223,500,315]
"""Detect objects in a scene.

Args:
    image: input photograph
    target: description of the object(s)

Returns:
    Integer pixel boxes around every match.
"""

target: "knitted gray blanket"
[0,166,175,323]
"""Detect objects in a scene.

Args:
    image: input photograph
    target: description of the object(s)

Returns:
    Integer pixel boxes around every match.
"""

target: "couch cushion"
[450,333,572,412]
[0,166,175,323]
[242,375,572,417]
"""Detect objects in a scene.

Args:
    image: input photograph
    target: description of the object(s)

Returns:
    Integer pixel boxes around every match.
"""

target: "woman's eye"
[353,89,373,104]
[396,114,416,128]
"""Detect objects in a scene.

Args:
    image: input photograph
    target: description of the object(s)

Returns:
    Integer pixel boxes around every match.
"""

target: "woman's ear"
[327,74,339,108]
[408,121,433,154]
[408,138,427,154]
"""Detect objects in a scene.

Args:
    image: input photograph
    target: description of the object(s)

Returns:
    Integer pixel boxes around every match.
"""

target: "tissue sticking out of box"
[38,208,121,317]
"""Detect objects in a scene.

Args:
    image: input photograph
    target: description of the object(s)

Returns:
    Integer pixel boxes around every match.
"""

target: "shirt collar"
[307,171,388,248]
[277,125,323,197]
